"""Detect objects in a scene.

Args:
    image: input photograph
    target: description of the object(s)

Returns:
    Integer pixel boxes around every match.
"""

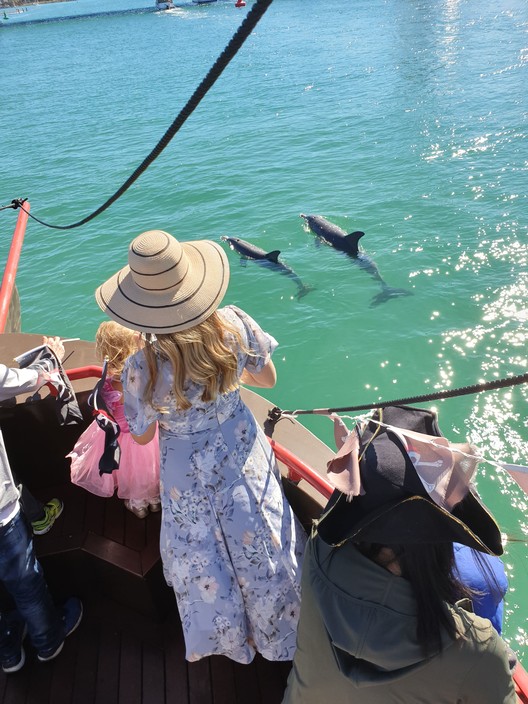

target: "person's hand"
[43,336,65,361]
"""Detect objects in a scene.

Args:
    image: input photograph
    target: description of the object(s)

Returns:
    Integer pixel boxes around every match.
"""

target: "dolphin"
[300,213,412,307]
[300,214,366,256]
[221,236,314,300]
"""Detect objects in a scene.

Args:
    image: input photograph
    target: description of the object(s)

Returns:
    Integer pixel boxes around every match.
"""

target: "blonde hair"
[95,321,139,377]
[143,311,246,411]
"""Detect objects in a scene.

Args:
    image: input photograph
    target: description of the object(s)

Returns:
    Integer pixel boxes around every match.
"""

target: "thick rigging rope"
[7,0,273,230]
[268,372,528,421]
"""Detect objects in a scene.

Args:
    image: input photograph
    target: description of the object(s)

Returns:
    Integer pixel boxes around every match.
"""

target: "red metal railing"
[66,365,105,381]
[515,662,528,704]
[0,202,29,333]
[269,438,334,498]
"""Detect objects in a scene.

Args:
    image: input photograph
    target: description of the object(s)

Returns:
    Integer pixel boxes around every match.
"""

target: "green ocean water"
[1,0,527,662]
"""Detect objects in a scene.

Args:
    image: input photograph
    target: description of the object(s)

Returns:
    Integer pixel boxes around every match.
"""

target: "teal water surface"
[1,0,527,662]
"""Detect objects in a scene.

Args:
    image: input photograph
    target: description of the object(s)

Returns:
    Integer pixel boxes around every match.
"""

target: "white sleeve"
[0,364,39,401]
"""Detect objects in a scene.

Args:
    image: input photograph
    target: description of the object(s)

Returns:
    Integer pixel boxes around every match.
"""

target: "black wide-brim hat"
[316,406,503,556]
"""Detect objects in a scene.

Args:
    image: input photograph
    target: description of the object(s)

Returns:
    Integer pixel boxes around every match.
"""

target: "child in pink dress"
[67,321,160,518]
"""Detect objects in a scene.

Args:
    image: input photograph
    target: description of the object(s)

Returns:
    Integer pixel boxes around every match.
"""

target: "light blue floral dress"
[122,305,306,663]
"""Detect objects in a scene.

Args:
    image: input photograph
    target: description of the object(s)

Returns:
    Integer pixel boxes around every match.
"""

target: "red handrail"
[0,202,30,333]
[514,662,528,703]
[269,438,334,499]
[66,365,103,381]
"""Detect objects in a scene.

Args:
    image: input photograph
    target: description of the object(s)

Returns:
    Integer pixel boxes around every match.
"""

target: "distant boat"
[155,0,175,8]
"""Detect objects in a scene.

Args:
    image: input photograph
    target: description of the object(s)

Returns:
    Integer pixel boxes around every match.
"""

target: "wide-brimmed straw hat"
[95,230,230,333]
[316,405,503,556]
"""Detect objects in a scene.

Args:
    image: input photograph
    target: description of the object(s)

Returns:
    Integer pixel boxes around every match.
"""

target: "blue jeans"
[0,510,64,657]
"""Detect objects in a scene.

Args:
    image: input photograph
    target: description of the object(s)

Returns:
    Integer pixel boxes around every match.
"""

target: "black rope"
[10,0,274,231]
[268,372,528,421]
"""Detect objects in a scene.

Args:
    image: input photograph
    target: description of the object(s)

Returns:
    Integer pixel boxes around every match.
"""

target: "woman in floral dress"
[95,229,306,663]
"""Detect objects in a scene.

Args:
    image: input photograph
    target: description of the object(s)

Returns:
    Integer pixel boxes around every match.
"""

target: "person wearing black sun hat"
[283,405,516,704]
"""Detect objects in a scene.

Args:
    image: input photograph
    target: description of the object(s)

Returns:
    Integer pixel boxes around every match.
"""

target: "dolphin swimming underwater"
[221,236,314,300]
[300,213,412,307]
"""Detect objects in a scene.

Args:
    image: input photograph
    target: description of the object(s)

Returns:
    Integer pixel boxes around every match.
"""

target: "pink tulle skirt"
[68,420,160,501]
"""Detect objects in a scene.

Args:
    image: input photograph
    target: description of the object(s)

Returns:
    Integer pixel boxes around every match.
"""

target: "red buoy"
[235,0,246,6]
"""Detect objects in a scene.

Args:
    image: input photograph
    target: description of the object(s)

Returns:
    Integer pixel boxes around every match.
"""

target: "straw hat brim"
[95,239,229,333]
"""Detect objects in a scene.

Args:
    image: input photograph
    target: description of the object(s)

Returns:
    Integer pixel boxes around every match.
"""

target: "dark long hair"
[358,541,472,657]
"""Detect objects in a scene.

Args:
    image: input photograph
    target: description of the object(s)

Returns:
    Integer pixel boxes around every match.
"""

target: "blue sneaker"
[0,613,27,674]
[37,597,83,663]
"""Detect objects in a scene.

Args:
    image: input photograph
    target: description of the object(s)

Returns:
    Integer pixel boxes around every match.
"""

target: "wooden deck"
[0,484,292,703]
[0,593,292,704]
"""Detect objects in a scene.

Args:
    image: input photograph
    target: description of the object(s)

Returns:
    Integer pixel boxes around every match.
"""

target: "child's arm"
[240,359,277,388]
[131,422,156,445]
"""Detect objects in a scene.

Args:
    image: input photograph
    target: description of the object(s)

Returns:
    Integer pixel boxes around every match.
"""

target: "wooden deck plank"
[210,655,236,704]
[3,675,30,704]
[142,511,162,574]
[118,636,142,704]
[71,600,100,704]
[123,506,148,552]
[163,612,189,704]
[60,482,87,537]
[95,619,121,704]
[188,658,213,704]
[103,497,125,546]
[48,624,81,704]
[26,655,54,704]
[233,659,261,704]
[142,641,166,704]
[83,532,142,574]
[85,490,106,536]
[256,655,291,703]
[105,593,169,644]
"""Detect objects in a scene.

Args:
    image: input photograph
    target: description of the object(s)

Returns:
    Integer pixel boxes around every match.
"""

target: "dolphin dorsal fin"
[344,231,365,255]
[266,250,281,263]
